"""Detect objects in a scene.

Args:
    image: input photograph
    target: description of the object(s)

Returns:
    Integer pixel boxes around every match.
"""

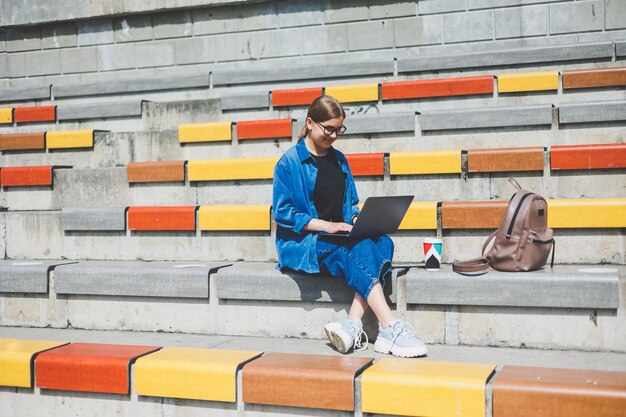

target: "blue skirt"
[316,235,394,300]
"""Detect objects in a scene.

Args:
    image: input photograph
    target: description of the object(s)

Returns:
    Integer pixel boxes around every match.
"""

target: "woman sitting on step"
[272,95,427,358]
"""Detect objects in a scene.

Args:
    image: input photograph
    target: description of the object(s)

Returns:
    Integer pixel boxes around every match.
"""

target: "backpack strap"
[452,231,497,274]
[508,177,523,191]
[452,257,490,274]
[481,230,498,256]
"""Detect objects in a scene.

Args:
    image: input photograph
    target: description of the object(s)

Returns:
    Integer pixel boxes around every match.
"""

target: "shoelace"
[391,320,417,342]
[353,326,369,352]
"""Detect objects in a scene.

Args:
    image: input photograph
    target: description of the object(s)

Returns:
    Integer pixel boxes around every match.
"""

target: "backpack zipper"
[506,192,533,239]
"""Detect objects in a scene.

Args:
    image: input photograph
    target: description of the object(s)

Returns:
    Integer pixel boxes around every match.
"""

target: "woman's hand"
[303,219,353,234]
[324,221,353,234]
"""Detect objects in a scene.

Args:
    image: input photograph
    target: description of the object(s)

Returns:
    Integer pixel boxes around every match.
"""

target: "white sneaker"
[374,319,428,358]
[324,317,368,354]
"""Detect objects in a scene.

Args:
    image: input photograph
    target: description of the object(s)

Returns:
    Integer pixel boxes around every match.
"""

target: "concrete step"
[1,326,625,417]
[0,261,624,353]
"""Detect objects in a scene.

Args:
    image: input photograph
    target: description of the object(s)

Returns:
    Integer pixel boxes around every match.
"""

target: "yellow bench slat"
[0,339,68,387]
[325,83,379,103]
[134,347,262,402]
[389,150,462,175]
[199,205,271,231]
[179,122,232,143]
[46,129,94,149]
[399,201,438,230]
[498,71,559,93]
[188,157,278,181]
[0,108,13,124]
[548,198,626,228]
[362,358,496,417]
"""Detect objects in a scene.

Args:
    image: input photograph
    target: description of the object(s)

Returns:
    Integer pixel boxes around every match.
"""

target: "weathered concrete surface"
[61,207,126,231]
[54,261,229,298]
[405,265,620,309]
[0,260,75,293]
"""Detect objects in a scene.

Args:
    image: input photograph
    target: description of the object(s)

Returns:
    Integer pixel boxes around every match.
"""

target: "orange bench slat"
[0,132,46,151]
[442,200,509,229]
[381,75,494,100]
[0,166,53,187]
[242,352,373,411]
[128,206,197,231]
[127,161,186,183]
[14,106,56,123]
[272,88,323,107]
[550,143,626,170]
[35,343,160,394]
[562,67,626,89]
[493,365,626,417]
[236,119,292,140]
[345,153,385,176]
[468,147,545,173]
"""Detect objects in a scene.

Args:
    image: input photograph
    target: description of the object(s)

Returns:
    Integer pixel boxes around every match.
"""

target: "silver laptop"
[322,195,414,238]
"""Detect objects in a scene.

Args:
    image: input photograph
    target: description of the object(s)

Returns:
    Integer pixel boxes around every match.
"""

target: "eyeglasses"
[314,120,347,136]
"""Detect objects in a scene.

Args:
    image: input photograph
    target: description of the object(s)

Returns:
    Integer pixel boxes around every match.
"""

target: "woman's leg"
[348,291,368,320]
[366,282,395,328]
[348,281,396,327]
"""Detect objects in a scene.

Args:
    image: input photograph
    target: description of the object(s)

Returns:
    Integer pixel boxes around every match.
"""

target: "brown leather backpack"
[453,178,555,274]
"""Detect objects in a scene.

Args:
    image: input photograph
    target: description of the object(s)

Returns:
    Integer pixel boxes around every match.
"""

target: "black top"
[312,150,346,222]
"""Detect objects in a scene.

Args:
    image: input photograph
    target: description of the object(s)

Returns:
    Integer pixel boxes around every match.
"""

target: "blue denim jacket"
[272,138,360,273]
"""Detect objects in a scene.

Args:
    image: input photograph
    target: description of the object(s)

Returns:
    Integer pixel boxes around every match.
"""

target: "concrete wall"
[2,0,626,87]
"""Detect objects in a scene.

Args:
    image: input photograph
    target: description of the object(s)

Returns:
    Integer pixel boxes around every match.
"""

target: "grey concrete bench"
[215,262,397,303]
[559,100,626,124]
[54,261,231,298]
[297,112,415,136]
[398,42,612,73]
[0,260,77,293]
[53,74,209,98]
[617,41,626,59]
[221,92,269,111]
[212,60,394,86]
[61,207,127,231]
[420,104,553,131]
[56,100,144,121]
[404,265,621,309]
[0,85,50,103]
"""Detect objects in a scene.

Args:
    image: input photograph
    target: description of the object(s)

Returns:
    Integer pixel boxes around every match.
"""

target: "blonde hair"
[299,95,346,139]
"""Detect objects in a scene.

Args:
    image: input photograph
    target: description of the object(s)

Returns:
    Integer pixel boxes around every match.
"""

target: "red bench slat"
[551,143,626,170]
[36,343,160,394]
[345,153,385,176]
[127,206,197,231]
[0,166,53,187]
[382,76,494,100]
[272,88,323,107]
[236,119,292,140]
[14,106,56,123]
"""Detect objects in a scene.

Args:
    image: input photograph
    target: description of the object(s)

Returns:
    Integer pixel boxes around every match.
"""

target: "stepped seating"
[55,198,626,234]
[1,334,625,416]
